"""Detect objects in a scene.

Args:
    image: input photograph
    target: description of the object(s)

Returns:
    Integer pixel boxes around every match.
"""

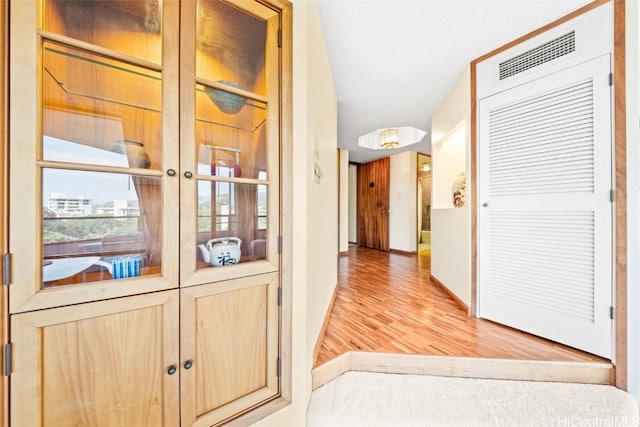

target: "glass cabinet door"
[9,0,180,313]
[180,0,281,286]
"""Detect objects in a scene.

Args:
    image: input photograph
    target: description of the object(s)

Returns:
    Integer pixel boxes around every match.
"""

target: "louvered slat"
[488,211,595,321]
[488,79,594,197]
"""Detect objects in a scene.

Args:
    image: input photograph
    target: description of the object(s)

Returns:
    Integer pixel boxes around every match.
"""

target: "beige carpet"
[307,371,639,427]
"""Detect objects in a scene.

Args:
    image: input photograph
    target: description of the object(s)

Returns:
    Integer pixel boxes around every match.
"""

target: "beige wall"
[339,149,349,252]
[253,0,338,425]
[389,151,417,252]
[430,65,472,307]
[304,0,338,372]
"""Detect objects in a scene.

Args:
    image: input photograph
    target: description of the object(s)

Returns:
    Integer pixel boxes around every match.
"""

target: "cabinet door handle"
[184,171,193,179]
[166,169,176,176]
[167,365,177,375]
[183,360,193,370]
[482,202,489,207]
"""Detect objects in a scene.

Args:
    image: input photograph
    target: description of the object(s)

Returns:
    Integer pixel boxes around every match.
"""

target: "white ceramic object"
[198,237,242,267]
[43,256,103,282]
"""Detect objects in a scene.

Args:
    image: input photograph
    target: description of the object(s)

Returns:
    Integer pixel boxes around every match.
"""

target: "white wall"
[304,0,338,376]
[339,149,349,252]
[430,66,472,307]
[431,207,471,303]
[389,151,417,252]
[348,164,357,243]
[432,125,466,209]
[253,0,338,425]
[625,0,639,400]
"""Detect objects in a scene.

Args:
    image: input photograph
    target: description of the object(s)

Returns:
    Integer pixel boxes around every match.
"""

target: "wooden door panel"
[181,272,279,426]
[11,291,180,427]
[357,157,390,250]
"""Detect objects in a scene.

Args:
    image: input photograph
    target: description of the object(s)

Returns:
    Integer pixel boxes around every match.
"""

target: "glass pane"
[43,42,162,169]
[42,169,162,287]
[196,180,267,268]
[43,0,162,64]
[195,84,268,179]
[196,0,273,97]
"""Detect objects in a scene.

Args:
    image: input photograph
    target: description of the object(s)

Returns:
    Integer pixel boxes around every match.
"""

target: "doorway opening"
[417,153,431,255]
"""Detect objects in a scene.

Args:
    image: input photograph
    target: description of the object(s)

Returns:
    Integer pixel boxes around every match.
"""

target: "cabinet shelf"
[45,45,267,132]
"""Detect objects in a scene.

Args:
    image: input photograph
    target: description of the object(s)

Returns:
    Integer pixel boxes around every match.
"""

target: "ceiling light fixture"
[358,126,427,151]
[380,128,399,149]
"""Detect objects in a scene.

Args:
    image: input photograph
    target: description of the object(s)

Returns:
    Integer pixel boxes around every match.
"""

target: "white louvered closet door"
[477,55,613,358]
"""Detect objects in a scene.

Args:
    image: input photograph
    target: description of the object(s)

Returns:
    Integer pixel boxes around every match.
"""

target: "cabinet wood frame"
[8,0,181,314]
[5,0,293,425]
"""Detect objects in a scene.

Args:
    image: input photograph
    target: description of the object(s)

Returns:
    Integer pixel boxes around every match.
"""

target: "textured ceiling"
[315,0,593,163]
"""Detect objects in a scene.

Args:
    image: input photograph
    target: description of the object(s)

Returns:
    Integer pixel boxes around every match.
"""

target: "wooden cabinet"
[11,291,180,426]
[7,0,291,425]
[180,273,280,426]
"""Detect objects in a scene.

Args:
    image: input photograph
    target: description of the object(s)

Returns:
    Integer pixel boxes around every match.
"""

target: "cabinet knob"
[184,360,193,370]
[184,171,193,179]
[167,365,177,375]
[482,202,489,207]
[166,169,176,177]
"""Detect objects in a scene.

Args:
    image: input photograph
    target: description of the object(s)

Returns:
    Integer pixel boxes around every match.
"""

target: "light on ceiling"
[357,126,427,151]
[380,128,399,149]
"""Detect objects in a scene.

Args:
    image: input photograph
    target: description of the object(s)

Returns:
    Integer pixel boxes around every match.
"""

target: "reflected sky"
[43,137,139,204]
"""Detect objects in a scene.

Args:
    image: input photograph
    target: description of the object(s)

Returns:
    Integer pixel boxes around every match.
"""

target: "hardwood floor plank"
[314,246,606,367]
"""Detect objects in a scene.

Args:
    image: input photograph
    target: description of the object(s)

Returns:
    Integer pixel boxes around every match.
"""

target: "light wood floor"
[315,246,606,367]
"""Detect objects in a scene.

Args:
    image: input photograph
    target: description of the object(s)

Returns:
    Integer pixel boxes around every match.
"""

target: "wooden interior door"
[180,272,279,426]
[10,291,180,426]
[357,157,390,251]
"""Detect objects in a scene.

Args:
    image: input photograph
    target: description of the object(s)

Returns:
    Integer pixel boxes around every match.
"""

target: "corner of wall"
[301,0,339,412]
[430,66,473,307]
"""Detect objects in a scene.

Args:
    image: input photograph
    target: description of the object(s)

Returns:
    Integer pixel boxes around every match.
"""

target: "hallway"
[315,246,605,367]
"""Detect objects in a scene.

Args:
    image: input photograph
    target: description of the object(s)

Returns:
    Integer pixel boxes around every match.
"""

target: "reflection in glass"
[195,84,266,130]
[44,0,162,64]
[197,180,267,268]
[195,85,267,179]
[43,41,162,169]
[42,169,162,287]
[196,0,270,96]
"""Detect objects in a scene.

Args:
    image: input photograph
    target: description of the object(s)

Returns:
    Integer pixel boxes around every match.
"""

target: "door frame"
[470,0,626,388]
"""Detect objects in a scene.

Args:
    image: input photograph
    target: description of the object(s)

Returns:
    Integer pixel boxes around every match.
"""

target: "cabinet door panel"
[11,291,180,426]
[180,0,281,288]
[181,273,279,426]
[9,0,180,314]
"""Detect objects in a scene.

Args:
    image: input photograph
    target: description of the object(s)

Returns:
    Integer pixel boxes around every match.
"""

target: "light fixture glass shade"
[380,128,399,149]
[357,126,427,150]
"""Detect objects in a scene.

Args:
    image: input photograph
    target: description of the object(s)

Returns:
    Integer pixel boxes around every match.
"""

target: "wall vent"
[499,31,575,80]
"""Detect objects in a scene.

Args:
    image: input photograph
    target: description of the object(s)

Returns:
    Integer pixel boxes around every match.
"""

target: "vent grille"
[488,211,595,322]
[499,31,576,80]
[488,79,594,197]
